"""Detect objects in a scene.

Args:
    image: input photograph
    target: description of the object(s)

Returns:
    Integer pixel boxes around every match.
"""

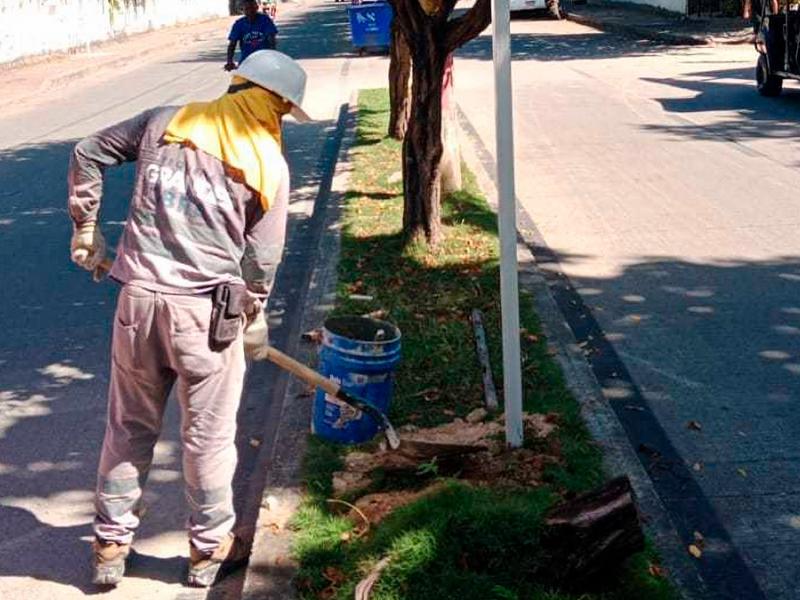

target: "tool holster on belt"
[210,283,246,351]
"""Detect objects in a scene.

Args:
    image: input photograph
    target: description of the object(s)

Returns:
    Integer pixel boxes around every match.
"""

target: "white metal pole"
[490,0,523,447]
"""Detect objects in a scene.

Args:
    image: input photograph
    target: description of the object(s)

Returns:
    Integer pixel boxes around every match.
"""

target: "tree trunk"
[388,22,412,140]
[537,477,645,591]
[439,53,462,197]
[402,31,446,246]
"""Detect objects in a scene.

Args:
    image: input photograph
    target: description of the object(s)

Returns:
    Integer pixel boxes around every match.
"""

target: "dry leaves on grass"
[318,566,347,599]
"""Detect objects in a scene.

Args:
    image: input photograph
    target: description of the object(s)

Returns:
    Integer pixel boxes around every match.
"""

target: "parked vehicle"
[510,0,562,19]
[754,0,800,96]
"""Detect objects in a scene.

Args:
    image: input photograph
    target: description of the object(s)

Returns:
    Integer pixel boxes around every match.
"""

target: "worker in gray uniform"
[67,49,310,588]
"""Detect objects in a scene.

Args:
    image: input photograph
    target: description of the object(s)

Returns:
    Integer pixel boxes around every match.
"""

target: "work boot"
[92,538,131,586]
[187,533,251,588]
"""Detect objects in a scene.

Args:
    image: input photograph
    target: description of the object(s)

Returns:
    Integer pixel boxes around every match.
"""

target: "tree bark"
[388,22,412,140]
[537,476,645,591]
[391,0,490,246]
[402,28,446,245]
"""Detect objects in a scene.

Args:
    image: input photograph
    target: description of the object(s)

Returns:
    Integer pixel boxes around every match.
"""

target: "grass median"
[291,88,674,600]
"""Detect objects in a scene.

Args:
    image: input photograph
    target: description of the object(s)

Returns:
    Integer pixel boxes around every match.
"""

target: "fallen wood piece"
[537,476,645,590]
[397,437,488,461]
[354,556,392,600]
[471,309,498,411]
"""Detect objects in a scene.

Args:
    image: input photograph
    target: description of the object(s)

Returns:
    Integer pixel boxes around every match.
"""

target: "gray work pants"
[93,284,245,553]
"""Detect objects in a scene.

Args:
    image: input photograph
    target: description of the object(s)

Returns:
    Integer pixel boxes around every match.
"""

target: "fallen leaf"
[322,566,346,585]
[687,420,703,431]
[648,563,666,578]
[688,544,703,559]
[737,468,748,478]
[301,328,324,344]
[520,329,540,343]
[340,531,352,542]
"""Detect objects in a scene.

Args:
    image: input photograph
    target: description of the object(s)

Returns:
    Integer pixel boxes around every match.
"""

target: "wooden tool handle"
[260,346,341,397]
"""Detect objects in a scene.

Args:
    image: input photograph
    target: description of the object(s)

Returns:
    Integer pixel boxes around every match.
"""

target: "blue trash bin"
[312,316,401,445]
[347,2,393,53]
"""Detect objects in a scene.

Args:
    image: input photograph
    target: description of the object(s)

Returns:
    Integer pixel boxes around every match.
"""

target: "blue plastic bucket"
[312,316,401,445]
[347,2,393,50]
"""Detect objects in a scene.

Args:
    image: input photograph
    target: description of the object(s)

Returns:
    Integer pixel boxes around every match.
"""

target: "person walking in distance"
[68,50,310,588]
[226,0,278,71]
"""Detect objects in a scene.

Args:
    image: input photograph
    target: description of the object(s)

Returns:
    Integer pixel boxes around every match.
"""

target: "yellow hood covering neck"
[163,77,290,210]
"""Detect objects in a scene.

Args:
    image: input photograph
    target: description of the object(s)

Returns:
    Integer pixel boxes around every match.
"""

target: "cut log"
[537,476,645,590]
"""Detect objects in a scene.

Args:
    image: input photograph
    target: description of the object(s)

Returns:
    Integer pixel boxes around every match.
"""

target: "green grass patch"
[292,88,674,600]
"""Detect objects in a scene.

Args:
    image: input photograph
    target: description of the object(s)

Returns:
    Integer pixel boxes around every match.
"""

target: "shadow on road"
[458,29,671,62]
[641,67,800,143]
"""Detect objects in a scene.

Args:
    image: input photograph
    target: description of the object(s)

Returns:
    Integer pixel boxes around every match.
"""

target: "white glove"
[244,309,268,359]
[70,222,106,271]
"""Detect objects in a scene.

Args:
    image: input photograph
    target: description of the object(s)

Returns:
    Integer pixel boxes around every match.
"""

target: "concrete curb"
[238,95,357,600]
[455,105,706,599]
[565,9,754,46]
[565,11,710,45]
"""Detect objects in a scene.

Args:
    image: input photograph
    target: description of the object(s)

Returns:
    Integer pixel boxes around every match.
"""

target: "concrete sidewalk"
[563,0,753,45]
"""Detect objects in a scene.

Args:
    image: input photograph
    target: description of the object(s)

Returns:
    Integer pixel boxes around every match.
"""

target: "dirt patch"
[349,485,444,525]
[400,412,557,453]
[332,413,561,497]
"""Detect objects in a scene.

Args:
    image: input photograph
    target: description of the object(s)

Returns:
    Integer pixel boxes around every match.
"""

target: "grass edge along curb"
[291,88,675,600]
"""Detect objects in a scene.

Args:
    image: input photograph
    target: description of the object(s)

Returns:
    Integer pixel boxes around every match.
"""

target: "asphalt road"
[457,17,800,600]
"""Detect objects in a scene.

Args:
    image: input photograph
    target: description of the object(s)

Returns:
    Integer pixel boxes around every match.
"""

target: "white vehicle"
[509,0,562,18]
[509,0,547,11]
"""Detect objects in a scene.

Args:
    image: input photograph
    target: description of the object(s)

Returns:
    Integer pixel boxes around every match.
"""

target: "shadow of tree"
[457,29,671,62]
[640,67,800,143]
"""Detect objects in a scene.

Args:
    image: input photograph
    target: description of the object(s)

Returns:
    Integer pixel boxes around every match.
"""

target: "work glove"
[243,295,268,359]
[70,221,106,271]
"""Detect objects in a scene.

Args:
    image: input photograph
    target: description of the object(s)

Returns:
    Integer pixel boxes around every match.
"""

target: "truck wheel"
[757,54,783,97]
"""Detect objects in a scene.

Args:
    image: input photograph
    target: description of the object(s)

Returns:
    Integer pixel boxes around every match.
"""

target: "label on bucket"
[348,373,389,385]
[325,394,362,428]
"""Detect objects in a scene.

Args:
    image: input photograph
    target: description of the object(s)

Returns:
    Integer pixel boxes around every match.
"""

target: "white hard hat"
[235,50,311,122]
